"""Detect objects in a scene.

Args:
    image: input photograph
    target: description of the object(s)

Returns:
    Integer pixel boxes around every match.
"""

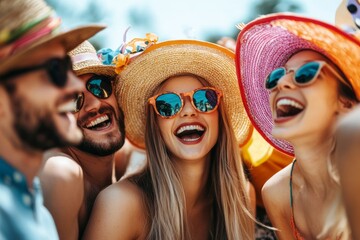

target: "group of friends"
[1,0,360,239]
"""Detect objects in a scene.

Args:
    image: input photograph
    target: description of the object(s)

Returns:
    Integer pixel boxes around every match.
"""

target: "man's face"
[74,74,125,156]
[0,42,85,151]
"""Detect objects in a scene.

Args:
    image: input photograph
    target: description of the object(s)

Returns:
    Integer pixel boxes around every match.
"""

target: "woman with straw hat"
[83,38,255,239]
[236,13,360,239]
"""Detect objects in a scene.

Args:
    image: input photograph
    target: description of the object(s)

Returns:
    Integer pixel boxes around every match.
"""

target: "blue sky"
[48,0,341,49]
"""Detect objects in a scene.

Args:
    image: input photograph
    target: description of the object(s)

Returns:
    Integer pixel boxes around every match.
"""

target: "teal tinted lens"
[86,77,112,99]
[193,89,218,112]
[294,61,321,84]
[265,68,286,90]
[155,93,182,117]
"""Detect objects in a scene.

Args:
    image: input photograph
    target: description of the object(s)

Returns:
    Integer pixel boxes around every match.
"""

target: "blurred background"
[45,0,340,49]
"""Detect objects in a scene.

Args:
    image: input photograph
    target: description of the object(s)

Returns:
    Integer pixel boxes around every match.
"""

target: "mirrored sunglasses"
[86,75,113,99]
[265,60,348,90]
[148,87,223,119]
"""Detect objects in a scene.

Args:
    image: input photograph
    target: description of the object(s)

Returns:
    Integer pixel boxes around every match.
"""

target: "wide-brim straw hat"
[116,40,252,149]
[0,0,105,75]
[236,13,360,156]
[68,41,116,77]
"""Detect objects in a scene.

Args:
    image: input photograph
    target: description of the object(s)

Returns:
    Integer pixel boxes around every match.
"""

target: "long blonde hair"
[131,74,254,239]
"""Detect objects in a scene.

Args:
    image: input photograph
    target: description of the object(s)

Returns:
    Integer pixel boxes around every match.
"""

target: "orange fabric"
[290,213,305,240]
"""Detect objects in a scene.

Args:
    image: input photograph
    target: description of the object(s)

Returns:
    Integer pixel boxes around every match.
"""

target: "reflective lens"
[150,87,222,118]
[265,61,323,90]
[193,89,219,112]
[155,93,182,117]
[86,76,113,99]
[294,61,321,84]
[265,68,286,90]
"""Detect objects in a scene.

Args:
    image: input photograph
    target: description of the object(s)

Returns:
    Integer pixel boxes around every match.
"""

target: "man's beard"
[9,89,77,151]
[77,107,125,156]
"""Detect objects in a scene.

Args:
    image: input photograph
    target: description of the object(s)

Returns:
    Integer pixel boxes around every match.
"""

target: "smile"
[175,123,206,143]
[275,98,304,119]
[85,114,112,130]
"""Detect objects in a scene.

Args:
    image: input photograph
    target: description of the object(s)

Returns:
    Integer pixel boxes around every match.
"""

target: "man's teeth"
[58,100,77,113]
[86,115,109,128]
[176,125,204,135]
[276,99,303,109]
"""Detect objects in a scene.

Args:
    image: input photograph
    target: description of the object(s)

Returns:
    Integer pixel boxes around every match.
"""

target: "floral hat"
[235,13,360,156]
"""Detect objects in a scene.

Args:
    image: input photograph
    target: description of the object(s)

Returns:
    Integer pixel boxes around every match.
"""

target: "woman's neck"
[292,137,336,193]
[175,156,211,210]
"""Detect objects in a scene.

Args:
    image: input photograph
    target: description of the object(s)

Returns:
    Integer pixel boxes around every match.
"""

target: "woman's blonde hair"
[130,74,254,239]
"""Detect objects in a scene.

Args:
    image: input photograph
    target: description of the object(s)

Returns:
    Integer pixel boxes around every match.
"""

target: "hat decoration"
[97,27,158,74]
[68,40,116,77]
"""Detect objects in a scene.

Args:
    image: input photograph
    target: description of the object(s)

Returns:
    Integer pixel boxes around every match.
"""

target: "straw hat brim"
[236,13,360,156]
[0,25,106,75]
[73,65,116,78]
[117,40,252,149]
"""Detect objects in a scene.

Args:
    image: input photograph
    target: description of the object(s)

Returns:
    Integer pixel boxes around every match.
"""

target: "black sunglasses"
[265,61,348,90]
[0,56,72,87]
[86,75,113,99]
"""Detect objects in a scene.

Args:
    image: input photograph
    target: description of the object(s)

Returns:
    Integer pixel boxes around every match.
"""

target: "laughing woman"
[83,40,255,239]
[236,14,360,239]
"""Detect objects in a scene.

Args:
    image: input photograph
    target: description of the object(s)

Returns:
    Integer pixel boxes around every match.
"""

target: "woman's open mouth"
[275,98,304,120]
[175,124,205,144]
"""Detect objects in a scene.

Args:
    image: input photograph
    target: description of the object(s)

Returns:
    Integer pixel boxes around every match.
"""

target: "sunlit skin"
[82,75,224,240]
[0,41,84,186]
[262,50,354,239]
[74,73,125,156]
[40,73,126,239]
[270,50,342,146]
[156,75,219,164]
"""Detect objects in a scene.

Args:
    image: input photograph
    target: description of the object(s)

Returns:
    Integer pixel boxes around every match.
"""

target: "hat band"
[0,17,61,61]
[71,52,100,64]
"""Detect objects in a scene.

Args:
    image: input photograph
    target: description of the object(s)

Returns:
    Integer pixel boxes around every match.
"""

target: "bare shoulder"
[99,179,145,206]
[83,179,148,239]
[41,149,83,182]
[262,164,292,202]
[262,164,293,216]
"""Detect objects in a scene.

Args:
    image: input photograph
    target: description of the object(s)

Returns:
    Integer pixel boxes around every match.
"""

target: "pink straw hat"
[236,13,360,156]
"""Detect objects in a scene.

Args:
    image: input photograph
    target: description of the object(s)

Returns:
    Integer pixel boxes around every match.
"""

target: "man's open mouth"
[85,114,112,130]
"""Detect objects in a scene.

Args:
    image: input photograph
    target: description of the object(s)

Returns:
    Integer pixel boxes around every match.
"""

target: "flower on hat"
[113,33,158,74]
[97,28,158,74]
